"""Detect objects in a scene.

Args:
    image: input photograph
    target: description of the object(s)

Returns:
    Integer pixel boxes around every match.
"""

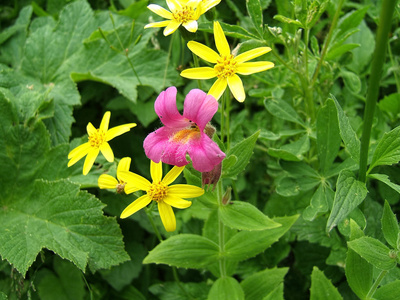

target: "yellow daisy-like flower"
[119,160,204,232]
[144,0,220,36]
[98,157,136,193]
[181,21,274,102]
[68,112,136,176]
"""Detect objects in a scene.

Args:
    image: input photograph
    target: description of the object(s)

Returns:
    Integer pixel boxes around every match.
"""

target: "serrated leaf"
[369,126,400,172]
[219,201,281,231]
[329,96,360,162]
[348,237,397,270]
[381,200,400,249]
[241,267,288,300]
[310,267,343,300]
[345,220,373,300]
[222,131,259,179]
[143,234,219,269]
[247,0,263,36]
[264,98,305,126]
[208,277,244,300]
[327,170,368,232]
[374,280,400,300]
[224,215,299,261]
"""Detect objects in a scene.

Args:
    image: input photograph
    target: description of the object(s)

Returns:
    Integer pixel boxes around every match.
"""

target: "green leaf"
[381,200,400,249]
[268,134,310,162]
[310,267,343,300]
[198,21,259,40]
[224,215,299,261]
[208,277,244,300]
[369,173,400,195]
[303,184,332,221]
[247,0,263,36]
[222,131,259,179]
[327,170,368,232]
[143,234,220,269]
[379,93,400,121]
[340,69,362,93]
[240,267,288,300]
[273,15,303,27]
[0,291,6,300]
[149,282,209,300]
[369,126,400,172]
[219,201,281,231]
[264,98,305,126]
[374,280,400,300]
[330,95,360,163]
[317,99,341,174]
[326,43,360,60]
[345,220,373,299]
[348,237,397,270]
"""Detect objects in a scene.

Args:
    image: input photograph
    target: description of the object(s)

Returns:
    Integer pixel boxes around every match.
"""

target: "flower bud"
[202,162,221,191]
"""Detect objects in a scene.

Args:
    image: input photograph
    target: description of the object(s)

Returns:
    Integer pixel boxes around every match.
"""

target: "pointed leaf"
[310,267,343,300]
[208,277,244,300]
[264,98,305,126]
[247,0,263,36]
[381,200,400,249]
[369,126,400,172]
[368,173,400,195]
[374,280,400,300]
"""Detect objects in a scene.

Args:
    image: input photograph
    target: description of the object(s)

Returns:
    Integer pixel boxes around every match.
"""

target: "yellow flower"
[119,160,204,232]
[68,112,136,175]
[144,0,220,36]
[98,157,136,193]
[181,21,274,102]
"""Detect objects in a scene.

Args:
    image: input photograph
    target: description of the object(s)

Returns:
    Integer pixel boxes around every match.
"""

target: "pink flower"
[144,87,225,172]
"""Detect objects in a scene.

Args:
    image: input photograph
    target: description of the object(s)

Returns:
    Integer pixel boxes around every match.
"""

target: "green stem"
[358,0,397,183]
[302,27,315,122]
[220,92,226,144]
[217,180,227,277]
[224,90,231,150]
[270,47,298,74]
[366,270,388,299]
[311,0,345,86]
[163,34,174,88]
[192,53,203,90]
[145,202,163,242]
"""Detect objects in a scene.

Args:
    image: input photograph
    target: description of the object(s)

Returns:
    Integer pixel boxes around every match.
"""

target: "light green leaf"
[379,93,400,121]
[345,219,373,300]
[273,15,303,27]
[368,173,400,195]
[268,134,310,162]
[310,267,343,300]
[381,200,400,249]
[241,267,288,300]
[317,99,341,174]
[149,282,209,300]
[348,237,397,270]
[247,0,263,36]
[369,126,400,173]
[224,215,299,261]
[219,201,281,231]
[374,280,400,300]
[303,184,332,221]
[0,291,6,300]
[264,98,305,126]
[143,234,219,269]
[222,131,259,179]
[198,21,259,40]
[326,43,360,60]
[208,277,244,300]
[327,170,368,232]
[340,69,362,93]
[330,95,360,163]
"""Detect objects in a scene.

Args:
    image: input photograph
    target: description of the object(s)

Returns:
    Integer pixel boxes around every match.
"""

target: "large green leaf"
[208,277,244,300]
[381,200,400,250]
[310,267,343,300]
[264,98,305,127]
[327,170,367,232]
[374,280,400,300]
[246,0,263,36]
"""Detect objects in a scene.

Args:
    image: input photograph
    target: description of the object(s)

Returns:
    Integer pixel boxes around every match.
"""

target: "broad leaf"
[303,184,332,221]
[369,126,400,173]
[143,234,220,269]
[368,173,400,195]
[310,267,342,300]
[327,170,367,232]
[374,280,400,300]
[247,0,263,36]
[381,200,400,249]
[268,134,310,162]
[208,277,244,300]
[264,98,305,127]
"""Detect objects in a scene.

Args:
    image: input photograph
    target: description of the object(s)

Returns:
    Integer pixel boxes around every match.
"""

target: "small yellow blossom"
[98,157,137,193]
[181,21,274,102]
[144,0,221,36]
[119,160,204,232]
[68,112,136,175]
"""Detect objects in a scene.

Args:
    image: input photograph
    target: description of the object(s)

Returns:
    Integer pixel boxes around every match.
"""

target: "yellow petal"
[183,20,198,32]
[235,47,272,64]
[105,123,136,141]
[166,0,181,12]
[187,41,220,63]
[83,148,99,175]
[213,21,230,56]
[86,122,96,135]
[117,157,132,179]
[158,201,176,232]
[236,61,274,75]
[162,166,185,186]
[180,67,217,79]
[125,183,140,194]
[145,20,172,29]
[118,171,151,191]
[100,142,114,162]
[164,20,181,36]
[98,174,118,189]
[100,111,111,132]
[147,4,173,19]
[227,74,245,102]
[208,77,227,101]
[168,184,204,198]
[201,0,221,12]
[163,195,192,209]
[120,194,152,219]
[151,160,162,183]
[68,142,91,160]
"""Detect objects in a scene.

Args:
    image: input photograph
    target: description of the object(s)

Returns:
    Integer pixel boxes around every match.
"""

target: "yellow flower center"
[214,55,237,78]
[173,6,195,24]
[88,129,106,148]
[170,124,201,144]
[148,181,168,202]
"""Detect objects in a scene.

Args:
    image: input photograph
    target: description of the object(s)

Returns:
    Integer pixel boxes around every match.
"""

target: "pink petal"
[188,133,225,172]
[155,86,188,128]
[161,139,190,167]
[183,89,218,131]
[143,127,171,163]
